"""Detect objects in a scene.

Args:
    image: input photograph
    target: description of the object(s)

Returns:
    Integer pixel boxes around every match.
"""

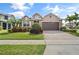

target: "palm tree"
[15,19,22,27]
[73,12,79,26]
[7,15,16,28]
[65,15,74,28]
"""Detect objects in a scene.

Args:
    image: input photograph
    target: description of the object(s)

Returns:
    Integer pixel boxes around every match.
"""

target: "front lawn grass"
[0,45,45,55]
[0,30,8,34]
[0,32,44,40]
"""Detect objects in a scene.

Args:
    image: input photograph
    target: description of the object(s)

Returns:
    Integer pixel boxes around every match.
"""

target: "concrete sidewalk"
[0,40,45,45]
[44,44,79,55]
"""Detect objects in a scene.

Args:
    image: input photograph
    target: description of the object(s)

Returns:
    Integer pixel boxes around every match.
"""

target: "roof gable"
[42,13,61,22]
[31,13,42,20]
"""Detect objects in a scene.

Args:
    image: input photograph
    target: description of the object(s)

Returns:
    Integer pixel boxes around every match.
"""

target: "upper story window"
[34,20,39,23]
[23,22,29,26]
[34,15,41,19]
[5,15,8,20]
[50,15,52,18]
[23,17,27,20]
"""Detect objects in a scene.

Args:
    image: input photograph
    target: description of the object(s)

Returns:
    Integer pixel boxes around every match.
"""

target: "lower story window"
[23,23,29,26]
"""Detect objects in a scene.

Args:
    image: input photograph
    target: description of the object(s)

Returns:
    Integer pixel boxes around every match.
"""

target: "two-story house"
[0,14,15,29]
[21,13,43,27]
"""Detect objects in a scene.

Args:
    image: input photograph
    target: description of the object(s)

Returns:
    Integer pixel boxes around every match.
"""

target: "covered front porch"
[0,21,12,30]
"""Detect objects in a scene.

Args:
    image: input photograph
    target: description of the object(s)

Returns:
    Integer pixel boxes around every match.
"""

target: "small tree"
[30,23,43,34]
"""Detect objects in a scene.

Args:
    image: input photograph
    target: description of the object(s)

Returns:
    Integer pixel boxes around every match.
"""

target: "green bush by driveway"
[0,45,45,55]
[30,23,43,34]
[76,29,79,33]
[62,29,79,36]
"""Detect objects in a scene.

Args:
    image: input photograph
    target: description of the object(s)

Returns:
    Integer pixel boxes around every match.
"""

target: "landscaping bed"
[62,29,79,37]
[0,23,44,40]
[0,45,45,55]
[69,31,79,36]
[0,32,44,40]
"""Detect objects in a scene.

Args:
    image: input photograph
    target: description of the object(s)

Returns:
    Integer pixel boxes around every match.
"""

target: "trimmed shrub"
[62,29,76,33]
[76,29,79,33]
[9,27,28,32]
[75,26,79,33]
[75,26,79,29]
[30,23,43,34]
[8,29,13,33]
[60,26,66,31]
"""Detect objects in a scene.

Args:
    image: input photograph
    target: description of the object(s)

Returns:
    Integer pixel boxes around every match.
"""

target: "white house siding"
[0,14,15,29]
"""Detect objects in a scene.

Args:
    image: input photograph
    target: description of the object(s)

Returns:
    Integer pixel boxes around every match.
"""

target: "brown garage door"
[42,22,59,30]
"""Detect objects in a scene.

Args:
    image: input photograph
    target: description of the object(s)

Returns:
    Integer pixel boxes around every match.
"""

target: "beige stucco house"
[41,13,62,30]
[22,13,62,30]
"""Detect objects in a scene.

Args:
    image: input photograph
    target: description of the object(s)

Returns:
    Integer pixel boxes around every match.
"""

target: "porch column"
[0,22,3,29]
[11,24,13,29]
[22,21,23,27]
[6,23,8,29]
[29,21,32,27]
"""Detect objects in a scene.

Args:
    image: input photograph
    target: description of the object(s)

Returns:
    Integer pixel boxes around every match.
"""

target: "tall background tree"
[73,12,79,26]
[65,15,74,28]
[65,12,79,29]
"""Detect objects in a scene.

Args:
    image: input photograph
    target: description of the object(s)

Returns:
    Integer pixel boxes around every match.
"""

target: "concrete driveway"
[44,31,79,55]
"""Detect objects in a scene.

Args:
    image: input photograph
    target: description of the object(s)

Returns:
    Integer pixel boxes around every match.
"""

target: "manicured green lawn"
[0,30,8,33]
[0,45,45,55]
[0,32,44,40]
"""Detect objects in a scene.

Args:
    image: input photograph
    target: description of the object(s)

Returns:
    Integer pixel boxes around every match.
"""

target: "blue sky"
[0,3,79,19]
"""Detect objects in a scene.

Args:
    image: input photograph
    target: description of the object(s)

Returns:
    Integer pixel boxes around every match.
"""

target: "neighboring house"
[0,14,14,29]
[31,13,43,27]
[21,13,43,27]
[62,20,76,28]
[21,16,31,27]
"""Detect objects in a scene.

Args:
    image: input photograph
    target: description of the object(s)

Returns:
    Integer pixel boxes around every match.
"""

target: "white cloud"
[43,5,79,13]
[43,5,79,19]
[43,5,65,18]
[43,5,64,14]
[53,5,60,13]
[11,3,30,11]
[10,3,34,18]
[28,3,34,7]
[66,6,78,12]
[9,11,25,18]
